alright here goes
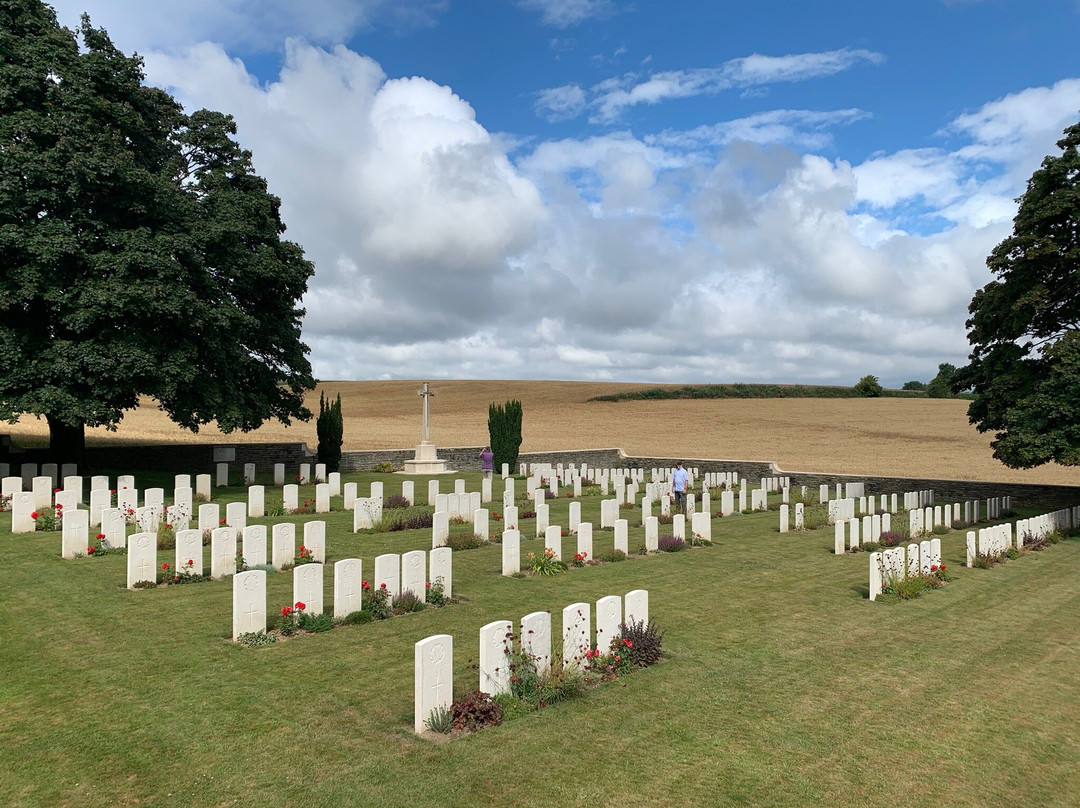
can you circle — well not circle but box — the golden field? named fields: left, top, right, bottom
left=7, top=379, right=1080, bottom=485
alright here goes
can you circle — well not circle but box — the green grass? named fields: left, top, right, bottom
left=2, top=473, right=1079, bottom=807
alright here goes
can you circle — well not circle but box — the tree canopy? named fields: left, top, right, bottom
left=0, top=2, right=315, bottom=459
left=926, top=363, right=958, bottom=398
left=956, top=118, right=1080, bottom=468
left=852, top=375, right=883, bottom=397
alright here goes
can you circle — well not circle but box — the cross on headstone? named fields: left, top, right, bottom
left=429, top=643, right=447, bottom=702
left=418, top=382, right=435, bottom=443
left=244, top=599, right=261, bottom=627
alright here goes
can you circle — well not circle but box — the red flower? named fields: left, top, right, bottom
left=87, top=546, right=95, bottom=554
left=940, top=564, right=946, bottom=570
left=187, top=559, right=194, bottom=566
left=281, top=606, right=293, bottom=616
left=299, top=544, right=306, bottom=551
left=623, top=638, right=633, bottom=648
left=614, top=654, right=621, bottom=662
left=294, top=601, right=306, bottom=611
left=54, top=488, right=62, bottom=493
left=96, top=533, right=105, bottom=540
left=55, top=503, right=62, bottom=509
left=379, top=583, right=387, bottom=589
left=425, top=581, right=431, bottom=588
left=161, top=563, right=170, bottom=570
left=164, top=523, right=172, bottom=530
left=361, top=580, right=371, bottom=590
left=219, top=518, right=226, bottom=525
left=31, top=512, right=38, bottom=519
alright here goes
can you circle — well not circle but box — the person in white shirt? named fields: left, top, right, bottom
left=671, top=461, right=689, bottom=512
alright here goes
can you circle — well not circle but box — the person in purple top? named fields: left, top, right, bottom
left=479, top=446, right=494, bottom=479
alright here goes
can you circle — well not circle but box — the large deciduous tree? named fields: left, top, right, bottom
left=956, top=119, right=1080, bottom=468
left=0, top=2, right=315, bottom=461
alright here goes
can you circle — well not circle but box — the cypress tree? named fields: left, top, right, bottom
left=317, top=393, right=343, bottom=472
left=488, top=399, right=523, bottom=473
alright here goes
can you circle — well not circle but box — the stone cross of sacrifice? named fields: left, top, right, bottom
left=418, top=382, right=434, bottom=443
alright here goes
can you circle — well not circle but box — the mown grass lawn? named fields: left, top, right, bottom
left=2, top=471, right=1078, bottom=807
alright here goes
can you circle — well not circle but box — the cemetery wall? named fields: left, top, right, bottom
left=5, top=433, right=1077, bottom=510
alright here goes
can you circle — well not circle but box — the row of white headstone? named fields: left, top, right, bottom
left=0, top=462, right=79, bottom=489
left=816, top=482, right=867, bottom=503
left=413, top=589, right=649, bottom=733
left=964, top=505, right=1077, bottom=566
left=834, top=513, right=894, bottom=552
left=868, top=538, right=943, bottom=600
left=122, top=521, right=329, bottom=587
left=232, top=548, right=453, bottom=640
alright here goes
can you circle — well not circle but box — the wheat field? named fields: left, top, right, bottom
left=7, top=379, right=1080, bottom=485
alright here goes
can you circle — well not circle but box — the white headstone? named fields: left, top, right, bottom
left=544, top=525, right=563, bottom=561
left=414, top=634, right=453, bottom=734
left=644, top=516, right=658, bottom=552
left=432, top=512, right=449, bottom=548
left=624, top=589, right=649, bottom=626
left=562, top=602, right=591, bottom=669
left=315, top=483, right=330, bottom=513
left=216, top=463, right=229, bottom=488
left=502, top=529, right=521, bottom=576
left=314, top=463, right=326, bottom=483
left=401, top=480, right=414, bottom=505
left=61, top=508, right=90, bottom=559
left=273, top=464, right=285, bottom=487
left=374, top=553, right=400, bottom=602
left=333, top=558, right=364, bottom=618
left=198, top=503, right=220, bottom=534
left=577, top=522, right=593, bottom=561
left=595, top=595, right=622, bottom=652
left=283, top=484, right=299, bottom=512
left=402, top=549, right=427, bottom=602
left=430, top=546, right=452, bottom=599
left=175, top=529, right=203, bottom=576
left=614, top=518, right=629, bottom=554
left=303, top=520, right=326, bottom=563
left=248, top=485, right=265, bottom=518
left=88, top=488, right=111, bottom=528
left=226, top=502, right=246, bottom=530
left=233, top=570, right=267, bottom=639
left=343, top=482, right=357, bottom=510
left=242, top=524, right=267, bottom=568
left=327, top=472, right=341, bottom=498
left=101, top=507, right=126, bottom=548
left=272, top=523, right=295, bottom=570
left=126, top=532, right=157, bottom=588
left=211, top=526, right=237, bottom=578
left=293, top=562, right=324, bottom=616
left=195, top=474, right=211, bottom=501
left=10, top=491, right=34, bottom=533
left=479, top=620, right=512, bottom=696
left=521, top=611, right=552, bottom=675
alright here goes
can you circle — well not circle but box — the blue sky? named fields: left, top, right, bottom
left=49, top=0, right=1080, bottom=386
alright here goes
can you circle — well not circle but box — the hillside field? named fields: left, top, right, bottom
left=6, top=380, right=1080, bottom=486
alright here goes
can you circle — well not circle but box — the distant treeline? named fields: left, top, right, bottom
left=588, top=384, right=961, bottom=402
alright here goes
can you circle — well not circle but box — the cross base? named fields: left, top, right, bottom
left=402, top=443, right=450, bottom=475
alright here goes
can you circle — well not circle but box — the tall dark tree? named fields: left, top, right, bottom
left=0, top=3, right=314, bottom=462
left=316, top=392, right=343, bottom=473
left=488, top=399, right=523, bottom=474
left=956, top=119, right=1080, bottom=468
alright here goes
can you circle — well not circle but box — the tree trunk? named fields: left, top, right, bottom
left=46, top=414, right=85, bottom=467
